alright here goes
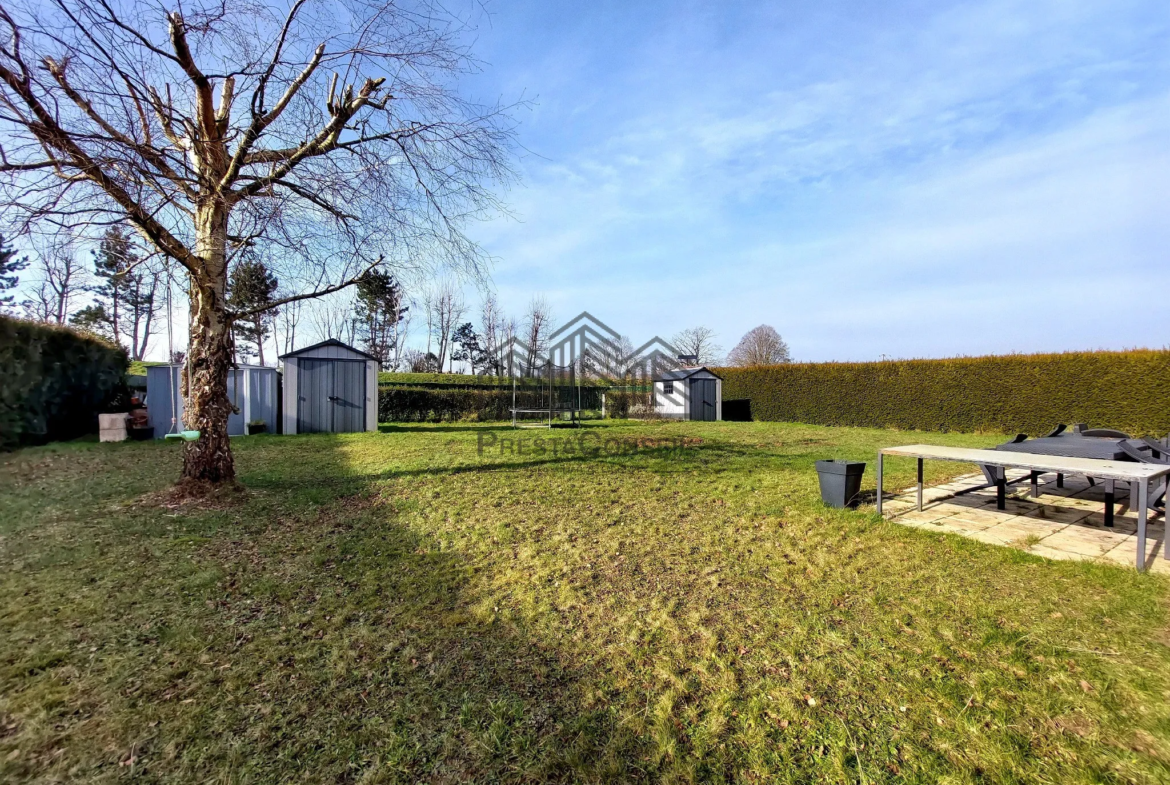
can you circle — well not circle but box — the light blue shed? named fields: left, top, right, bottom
left=145, top=364, right=280, bottom=438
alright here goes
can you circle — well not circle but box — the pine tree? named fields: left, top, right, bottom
left=227, top=257, right=279, bottom=365
left=69, top=303, right=114, bottom=340
left=0, top=234, right=29, bottom=310
left=91, top=226, right=161, bottom=359
left=451, top=322, right=485, bottom=374
left=354, top=270, right=407, bottom=366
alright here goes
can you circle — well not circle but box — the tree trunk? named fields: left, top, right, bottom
left=139, top=283, right=153, bottom=360
left=255, top=316, right=265, bottom=366
left=181, top=200, right=236, bottom=485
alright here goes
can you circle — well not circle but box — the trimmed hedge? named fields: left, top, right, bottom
left=0, top=316, right=129, bottom=449
left=603, top=390, right=651, bottom=419
left=378, top=371, right=514, bottom=388
left=379, top=384, right=616, bottom=422
left=715, top=349, right=1170, bottom=437
left=378, top=386, right=514, bottom=422
left=378, top=371, right=613, bottom=395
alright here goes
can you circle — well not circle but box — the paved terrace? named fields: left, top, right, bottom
left=881, top=471, right=1169, bottom=573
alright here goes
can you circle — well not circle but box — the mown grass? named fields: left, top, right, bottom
left=2, top=420, right=1169, bottom=783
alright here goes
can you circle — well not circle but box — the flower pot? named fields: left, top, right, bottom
left=815, top=460, right=866, bottom=508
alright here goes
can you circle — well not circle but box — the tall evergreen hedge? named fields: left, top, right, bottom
left=0, top=316, right=129, bottom=449
left=716, top=349, right=1170, bottom=437
left=378, top=384, right=612, bottom=422
left=378, top=386, right=514, bottom=422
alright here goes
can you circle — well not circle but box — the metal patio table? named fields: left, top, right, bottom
left=877, top=444, right=1170, bottom=571
left=995, top=436, right=1136, bottom=526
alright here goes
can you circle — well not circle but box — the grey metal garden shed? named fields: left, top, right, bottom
left=652, top=367, right=723, bottom=421
left=280, top=339, right=379, bottom=434
left=145, top=364, right=279, bottom=438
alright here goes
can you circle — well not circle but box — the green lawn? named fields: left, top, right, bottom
left=2, top=421, right=1169, bottom=783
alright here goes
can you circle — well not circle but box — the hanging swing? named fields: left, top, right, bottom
left=162, top=265, right=200, bottom=442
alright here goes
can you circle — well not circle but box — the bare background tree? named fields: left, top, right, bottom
left=307, top=290, right=358, bottom=347
left=478, top=293, right=502, bottom=375
left=671, top=326, right=722, bottom=366
left=580, top=333, right=634, bottom=382
left=427, top=279, right=464, bottom=371
left=0, top=0, right=516, bottom=485
left=273, top=289, right=302, bottom=357
left=727, top=325, right=791, bottom=366
left=21, top=234, right=84, bottom=324
left=522, top=295, right=553, bottom=374
left=387, top=299, right=413, bottom=370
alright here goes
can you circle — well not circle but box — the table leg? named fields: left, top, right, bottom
left=876, top=451, right=884, bottom=515
left=1136, top=479, right=1148, bottom=572
left=1030, top=471, right=1040, bottom=498
left=917, top=458, right=923, bottom=512
left=1104, top=479, right=1114, bottom=528
left=996, top=466, right=1006, bottom=511
left=1056, top=473, right=1064, bottom=489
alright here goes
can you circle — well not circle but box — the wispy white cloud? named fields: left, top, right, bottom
left=468, top=0, right=1169, bottom=358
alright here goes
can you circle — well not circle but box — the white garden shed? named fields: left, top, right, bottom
left=653, top=367, right=723, bottom=421
left=280, top=339, right=379, bottom=434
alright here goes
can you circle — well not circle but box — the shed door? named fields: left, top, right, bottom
left=297, top=359, right=367, bottom=433
left=332, top=361, right=367, bottom=433
left=689, top=378, right=717, bottom=421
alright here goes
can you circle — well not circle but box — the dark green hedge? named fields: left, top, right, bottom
left=378, top=371, right=513, bottom=389
left=378, top=384, right=613, bottom=422
left=378, top=386, right=513, bottom=422
left=715, top=349, right=1170, bottom=437
left=602, top=390, right=651, bottom=419
left=0, top=316, right=129, bottom=449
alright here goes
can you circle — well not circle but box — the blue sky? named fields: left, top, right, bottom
left=458, top=0, right=1170, bottom=361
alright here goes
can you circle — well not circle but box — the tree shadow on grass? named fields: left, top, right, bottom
left=166, top=493, right=645, bottom=782
left=376, top=421, right=615, bottom=434
left=3, top=436, right=653, bottom=783
left=377, top=423, right=515, bottom=434
left=239, top=433, right=761, bottom=493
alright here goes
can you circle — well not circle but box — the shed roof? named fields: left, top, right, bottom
left=656, top=366, right=723, bottom=381
left=278, top=338, right=377, bottom=361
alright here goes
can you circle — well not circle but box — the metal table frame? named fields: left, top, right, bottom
left=876, top=444, right=1170, bottom=571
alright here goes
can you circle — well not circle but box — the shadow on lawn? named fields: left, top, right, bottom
left=240, top=432, right=761, bottom=492
left=377, top=420, right=613, bottom=434
left=119, top=438, right=651, bottom=782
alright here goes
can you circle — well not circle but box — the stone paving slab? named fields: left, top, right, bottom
left=882, top=472, right=1169, bottom=573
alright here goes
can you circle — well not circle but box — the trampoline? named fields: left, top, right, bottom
left=510, top=360, right=583, bottom=428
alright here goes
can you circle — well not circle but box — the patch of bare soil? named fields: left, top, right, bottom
left=136, top=479, right=249, bottom=512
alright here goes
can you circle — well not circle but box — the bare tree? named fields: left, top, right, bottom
left=522, top=295, right=553, bottom=374
left=493, top=313, right=520, bottom=375
left=0, top=1, right=516, bottom=485
left=727, top=325, right=791, bottom=366
left=307, top=290, right=357, bottom=346
left=22, top=235, right=84, bottom=323
left=274, top=289, right=302, bottom=356
left=427, top=279, right=464, bottom=371
left=478, top=292, right=502, bottom=375
left=581, top=333, right=634, bottom=382
left=671, top=326, right=722, bottom=366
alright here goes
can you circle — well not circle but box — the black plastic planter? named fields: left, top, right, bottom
left=815, top=460, right=866, bottom=508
